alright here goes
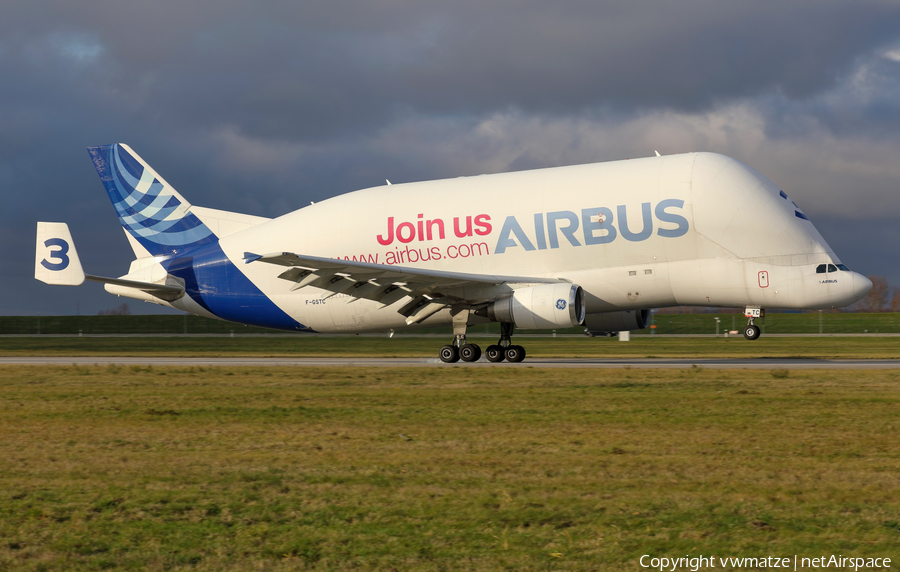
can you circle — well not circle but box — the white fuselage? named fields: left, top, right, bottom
left=153, top=152, right=868, bottom=333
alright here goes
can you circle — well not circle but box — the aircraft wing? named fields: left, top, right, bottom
left=244, top=251, right=563, bottom=324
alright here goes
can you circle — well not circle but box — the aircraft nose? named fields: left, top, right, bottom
left=850, top=272, right=873, bottom=303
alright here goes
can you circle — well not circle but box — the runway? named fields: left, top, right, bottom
left=1, top=356, right=898, bottom=368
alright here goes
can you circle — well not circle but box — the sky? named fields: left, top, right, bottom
left=3, top=0, right=900, bottom=315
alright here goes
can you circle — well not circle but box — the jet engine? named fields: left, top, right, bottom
left=583, top=309, right=650, bottom=335
left=475, top=284, right=585, bottom=329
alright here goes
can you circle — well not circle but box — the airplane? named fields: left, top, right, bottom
left=35, top=143, right=872, bottom=362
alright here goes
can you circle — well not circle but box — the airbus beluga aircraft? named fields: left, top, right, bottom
left=36, top=144, right=871, bottom=362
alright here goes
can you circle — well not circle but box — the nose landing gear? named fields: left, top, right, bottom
left=743, top=307, right=764, bottom=340
left=743, top=324, right=761, bottom=340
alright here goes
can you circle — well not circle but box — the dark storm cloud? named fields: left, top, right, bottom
left=773, top=54, right=900, bottom=140
left=3, top=0, right=900, bottom=314
left=6, top=0, right=900, bottom=140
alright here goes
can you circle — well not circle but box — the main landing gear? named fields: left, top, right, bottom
left=439, top=308, right=483, bottom=363
left=439, top=336, right=482, bottom=363
left=485, top=322, right=525, bottom=363
left=743, top=307, right=764, bottom=340
left=438, top=321, right=526, bottom=363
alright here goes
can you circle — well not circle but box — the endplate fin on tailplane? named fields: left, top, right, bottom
left=35, top=222, right=85, bottom=285
left=244, top=251, right=563, bottom=324
left=35, top=222, right=185, bottom=301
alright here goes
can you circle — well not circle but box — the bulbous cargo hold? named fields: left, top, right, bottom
left=474, top=284, right=585, bottom=329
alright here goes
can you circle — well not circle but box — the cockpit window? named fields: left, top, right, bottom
left=816, top=264, right=841, bottom=273
left=836, top=264, right=850, bottom=271
left=816, top=264, right=826, bottom=273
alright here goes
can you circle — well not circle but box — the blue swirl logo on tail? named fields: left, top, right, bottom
left=87, top=143, right=217, bottom=257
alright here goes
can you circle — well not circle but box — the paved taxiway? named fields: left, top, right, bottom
left=1, top=357, right=897, bottom=369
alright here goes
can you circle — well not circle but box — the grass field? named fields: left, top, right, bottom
left=2, top=335, right=899, bottom=360
left=3, top=312, right=900, bottom=336
left=1, top=365, right=899, bottom=571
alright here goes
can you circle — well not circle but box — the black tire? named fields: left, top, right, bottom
left=505, top=345, right=526, bottom=363
left=743, top=324, right=761, bottom=340
left=485, top=345, right=504, bottom=362
left=460, top=343, right=482, bottom=362
left=439, top=344, right=459, bottom=363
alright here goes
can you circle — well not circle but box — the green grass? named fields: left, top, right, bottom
left=0, top=314, right=281, bottom=336
left=1, top=366, right=899, bottom=571
left=649, top=311, right=900, bottom=335
left=1, top=335, right=899, bottom=359
left=4, top=312, right=900, bottom=335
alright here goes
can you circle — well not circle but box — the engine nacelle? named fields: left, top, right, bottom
left=583, top=309, right=650, bottom=335
left=477, top=284, right=585, bottom=329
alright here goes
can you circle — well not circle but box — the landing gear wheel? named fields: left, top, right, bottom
left=439, top=344, right=460, bottom=363
left=459, top=343, right=482, bottom=362
left=743, top=324, right=761, bottom=340
left=485, top=345, right=505, bottom=362
left=505, top=345, right=526, bottom=363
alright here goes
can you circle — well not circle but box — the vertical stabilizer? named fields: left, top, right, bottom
left=87, top=143, right=218, bottom=258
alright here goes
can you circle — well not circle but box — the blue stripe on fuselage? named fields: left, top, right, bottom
left=163, top=243, right=310, bottom=332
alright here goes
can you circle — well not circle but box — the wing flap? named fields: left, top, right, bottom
left=245, top=252, right=559, bottom=287
left=244, top=251, right=562, bottom=312
left=374, top=284, right=413, bottom=308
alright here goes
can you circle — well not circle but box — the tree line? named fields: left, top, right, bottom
left=851, top=275, right=900, bottom=312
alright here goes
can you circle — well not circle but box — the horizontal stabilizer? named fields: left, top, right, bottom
left=85, top=275, right=185, bottom=302
left=36, top=222, right=184, bottom=301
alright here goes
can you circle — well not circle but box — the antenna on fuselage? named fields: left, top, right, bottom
left=654, top=150, right=661, bottom=157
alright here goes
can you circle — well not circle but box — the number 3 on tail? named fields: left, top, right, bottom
left=41, top=238, right=70, bottom=271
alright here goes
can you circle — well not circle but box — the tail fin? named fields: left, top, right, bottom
left=87, top=143, right=217, bottom=259
left=35, top=222, right=85, bottom=285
